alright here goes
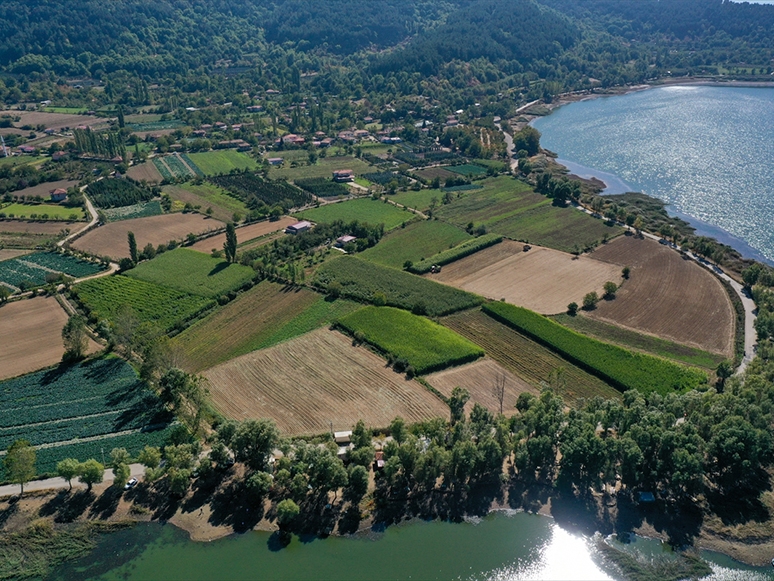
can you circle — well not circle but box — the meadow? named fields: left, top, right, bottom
left=337, top=306, right=483, bottom=374
left=186, top=150, right=258, bottom=175
left=125, top=248, right=254, bottom=298
left=315, top=256, right=482, bottom=316
left=360, top=220, right=471, bottom=268
left=297, top=198, right=412, bottom=230
left=0, top=203, right=84, bottom=221
left=389, top=188, right=446, bottom=212
left=163, top=183, right=249, bottom=223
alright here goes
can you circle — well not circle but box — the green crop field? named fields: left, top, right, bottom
left=483, top=302, right=707, bottom=395
left=337, top=306, right=483, bottom=374
left=297, top=198, right=412, bottom=230
left=268, top=156, right=374, bottom=181
left=73, top=275, right=214, bottom=333
left=173, top=281, right=362, bottom=372
left=0, top=203, right=85, bottom=221
left=0, top=358, right=172, bottom=477
left=315, top=256, right=482, bottom=316
left=434, top=176, right=622, bottom=253
left=186, top=150, right=258, bottom=176
left=164, top=183, right=249, bottom=223
left=0, top=252, right=105, bottom=290
left=446, top=164, right=488, bottom=176
left=125, top=248, right=254, bottom=298
left=101, top=200, right=163, bottom=222
left=390, top=188, right=445, bottom=212
left=408, top=233, right=503, bottom=274
left=360, top=220, right=470, bottom=268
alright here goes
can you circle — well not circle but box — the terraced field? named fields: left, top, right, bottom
left=203, top=328, right=448, bottom=435
left=441, top=309, right=621, bottom=405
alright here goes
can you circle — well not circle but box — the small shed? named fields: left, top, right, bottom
left=334, top=431, right=352, bottom=445
left=267, top=157, right=284, bottom=166
left=333, top=169, right=354, bottom=183
left=285, top=220, right=312, bottom=235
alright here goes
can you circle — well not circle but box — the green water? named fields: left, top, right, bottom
left=48, top=512, right=773, bottom=581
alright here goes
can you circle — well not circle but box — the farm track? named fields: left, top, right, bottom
left=441, top=309, right=621, bottom=404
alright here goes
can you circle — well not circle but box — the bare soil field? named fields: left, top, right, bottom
left=426, top=358, right=535, bottom=416
left=0, top=296, right=100, bottom=380
left=127, top=162, right=163, bottom=183
left=10, top=179, right=79, bottom=200
left=0, top=220, right=71, bottom=234
left=0, top=249, right=31, bottom=261
left=203, top=328, right=448, bottom=435
left=588, top=235, right=734, bottom=356
left=73, top=213, right=224, bottom=259
left=430, top=240, right=621, bottom=315
left=14, top=111, right=104, bottom=131
left=190, top=217, right=296, bottom=253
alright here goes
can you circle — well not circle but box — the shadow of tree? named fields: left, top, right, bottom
left=89, top=485, right=123, bottom=519
left=39, top=489, right=94, bottom=523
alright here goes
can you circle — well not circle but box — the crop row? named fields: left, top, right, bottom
left=337, top=306, right=483, bottom=375
left=482, top=302, right=707, bottom=395
left=102, top=200, right=164, bottom=222
left=210, top=173, right=311, bottom=209
left=409, top=234, right=503, bottom=274
left=152, top=158, right=174, bottom=180
left=294, top=177, right=350, bottom=198
left=0, top=258, right=49, bottom=289
left=180, top=154, right=205, bottom=176
left=73, top=275, right=215, bottom=332
left=164, top=155, right=197, bottom=179
left=22, top=252, right=106, bottom=278
left=314, top=256, right=482, bottom=317
left=88, top=179, right=155, bottom=209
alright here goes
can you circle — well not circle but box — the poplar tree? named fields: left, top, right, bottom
left=128, top=231, right=138, bottom=264
left=224, top=222, right=237, bottom=263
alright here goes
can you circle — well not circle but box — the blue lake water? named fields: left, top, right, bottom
left=532, top=85, right=774, bottom=263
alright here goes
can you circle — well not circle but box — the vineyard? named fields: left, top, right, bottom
left=297, top=197, right=410, bottom=230
left=482, top=302, right=707, bottom=396
left=73, top=275, right=215, bottom=332
left=125, top=248, right=254, bottom=298
left=315, top=256, right=482, bottom=316
left=337, top=306, right=483, bottom=375
left=441, top=309, right=621, bottom=404
left=88, top=179, right=156, bottom=209
left=360, top=220, right=471, bottom=269
left=294, top=177, right=349, bottom=198
left=101, top=200, right=164, bottom=222
left=0, top=358, right=172, bottom=477
left=0, top=252, right=105, bottom=291
left=409, top=233, right=502, bottom=273
left=210, top=173, right=311, bottom=209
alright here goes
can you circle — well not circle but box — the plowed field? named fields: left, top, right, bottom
left=588, top=235, right=734, bottom=356
left=190, top=217, right=296, bottom=253
left=73, top=213, right=224, bottom=259
left=426, top=359, right=536, bottom=416
left=0, top=296, right=100, bottom=380
left=441, top=309, right=620, bottom=405
left=203, top=328, right=448, bottom=435
left=127, top=162, right=164, bottom=183
left=431, top=240, right=621, bottom=315
left=0, top=220, right=70, bottom=234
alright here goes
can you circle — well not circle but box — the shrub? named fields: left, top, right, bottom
left=567, top=302, right=578, bottom=315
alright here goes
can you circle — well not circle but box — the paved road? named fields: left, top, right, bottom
left=0, top=463, right=145, bottom=498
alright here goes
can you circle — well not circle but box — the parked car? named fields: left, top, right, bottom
left=124, top=477, right=138, bottom=490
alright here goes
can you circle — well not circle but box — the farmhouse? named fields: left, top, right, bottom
left=333, top=169, right=354, bottom=182
left=17, top=145, right=36, bottom=154
left=267, top=157, right=284, bottom=166
left=52, top=151, right=67, bottom=162
left=285, top=220, right=312, bottom=235
left=336, top=235, right=356, bottom=247
left=50, top=188, right=68, bottom=202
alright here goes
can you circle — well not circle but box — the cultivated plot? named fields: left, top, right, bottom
left=164, top=182, right=249, bottom=223
left=203, top=328, right=448, bottom=435
left=297, top=198, right=412, bottom=230
left=73, top=213, right=224, bottom=259
left=0, top=296, right=101, bottom=381
left=127, top=162, right=164, bottom=183
left=588, top=235, right=735, bottom=356
left=268, top=156, right=374, bottom=181
left=431, top=240, right=621, bottom=314
left=190, top=217, right=296, bottom=253
left=360, top=220, right=470, bottom=268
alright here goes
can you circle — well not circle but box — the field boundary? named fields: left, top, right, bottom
left=409, top=234, right=503, bottom=274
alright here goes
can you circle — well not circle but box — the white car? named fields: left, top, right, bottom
left=124, top=477, right=138, bottom=490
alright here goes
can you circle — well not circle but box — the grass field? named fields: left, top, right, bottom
left=409, top=233, right=503, bottom=274
left=297, top=198, right=413, bottom=229
left=173, top=281, right=361, bottom=372
left=0, top=358, right=172, bottom=476
left=389, top=188, right=445, bottom=212
left=73, top=275, right=214, bottom=333
left=435, top=176, right=622, bottom=253
left=447, top=164, right=488, bottom=177
left=185, top=150, right=258, bottom=176
left=551, top=313, right=725, bottom=370
left=360, top=220, right=470, bottom=268
left=337, top=306, right=483, bottom=374
left=203, top=328, right=448, bottom=434
left=268, top=156, right=374, bottom=181
left=163, top=183, right=249, bottom=223
left=315, top=256, right=483, bottom=316
left=441, top=309, right=621, bottom=405
left=125, top=248, right=254, bottom=298
left=483, top=301, right=707, bottom=396
left=0, top=203, right=85, bottom=221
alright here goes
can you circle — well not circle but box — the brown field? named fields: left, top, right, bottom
left=0, top=249, right=31, bottom=261
left=430, top=240, right=622, bottom=315
left=127, top=162, right=163, bottom=183
left=426, top=359, right=536, bottom=416
left=190, top=217, right=296, bottom=253
left=0, top=296, right=101, bottom=380
left=10, top=180, right=79, bottom=201
left=203, top=328, right=449, bottom=435
left=14, top=111, right=104, bottom=131
left=442, top=309, right=621, bottom=405
left=73, top=213, right=224, bottom=259
left=413, top=167, right=457, bottom=181
left=0, top=220, right=72, bottom=235
left=587, top=235, right=735, bottom=355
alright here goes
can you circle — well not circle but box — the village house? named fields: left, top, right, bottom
left=285, top=220, right=312, bottom=235
left=50, top=188, right=68, bottom=202
left=267, top=157, right=283, bottom=166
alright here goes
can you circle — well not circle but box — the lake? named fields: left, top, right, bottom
left=48, top=512, right=773, bottom=580
left=531, top=85, right=774, bottom=263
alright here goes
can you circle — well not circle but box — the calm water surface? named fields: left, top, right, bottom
left=532, top=86, right=774, bottom=262
left=48, top=512, right=773, bottom=581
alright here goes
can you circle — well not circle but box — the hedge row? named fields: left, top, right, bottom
left=409, top=234, right=503, bottom=274
left=482, top=302, right=707, bottom=395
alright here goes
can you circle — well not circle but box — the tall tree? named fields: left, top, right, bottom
left=62, top=314, right=88, bottom=361
left=78, top=459, right=104, bottom=491
left=224, top=222, right=237, bottom=263
left=56, top=458, right=80, bottom=491
left=128, top=231, right=138, bottom=264
left=4, top=440, right=36, bottom=496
